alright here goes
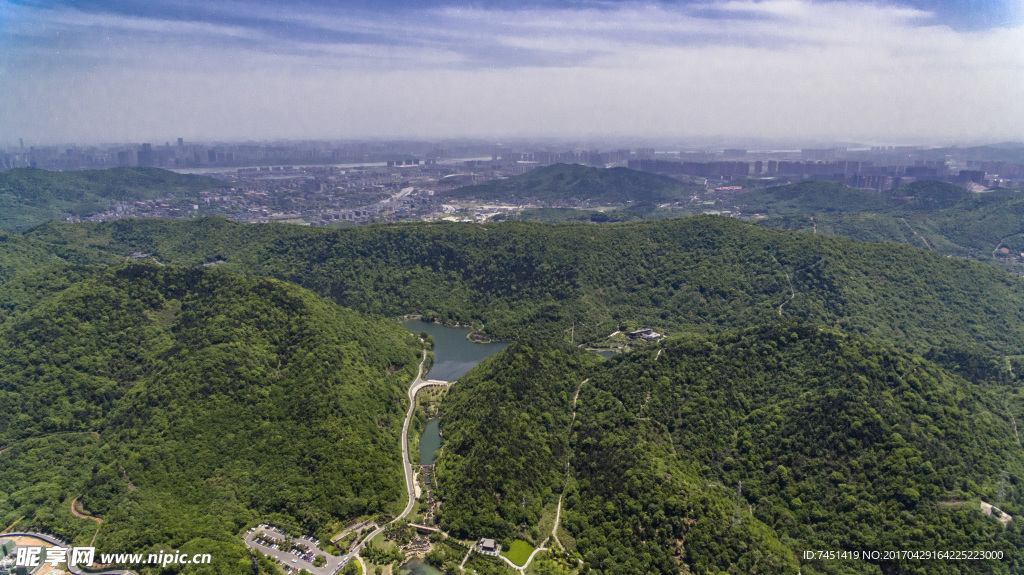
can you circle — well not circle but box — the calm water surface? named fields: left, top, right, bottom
left=400, top=558, right=444, bottom=575
left=403, top=320, right=507, bottom=381
left=419, top=419, right=442, bottom=465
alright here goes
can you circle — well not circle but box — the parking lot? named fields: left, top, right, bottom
left=244, top=525, right=349, bottom=575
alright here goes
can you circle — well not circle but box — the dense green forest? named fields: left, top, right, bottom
left=511, top=202, right=694, bottom=223
left=23, top=216, right=1024, bottom=367
left=435, top=326, right=1024, bottom=574
left=0, top=167, right=229, bottom=230
left=756, top=183, right=1024, bottom=274
left=440, top=163, right=696, bottom=204
left=6, top=212, right=1024, bottom=573
left=732, top=180, right=978, bottom=216
left=0, top=263, right=422, bottom=574
left=435, top=342, right=599, bottom=539
left=732, top=180, right=899, bottom=214
left=721, top=178, right=1024, bottom=274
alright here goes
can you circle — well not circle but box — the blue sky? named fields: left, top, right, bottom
left=1, top=0, right=1022, bottom=144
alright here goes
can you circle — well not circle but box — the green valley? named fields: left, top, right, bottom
left=4, top=212, right=1024, bottom=574
left=0, top=263, right=422, bottom=573
left=22, top=216, right=1024, bottom=363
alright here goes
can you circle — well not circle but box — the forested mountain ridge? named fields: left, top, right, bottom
left=0, top=228, right=121, bottom=324
left=4, top=214, right=1024, bottom=572
left=0, top=262, right=423, bottom=574
left=738, top=180, right=1024, bottom=273
left=733, top=180, right=981, bottom=216
left=436, top=342, right=600, bottom=539
left=435, top=326, right=1024, bottom=574
left=23, top=216, right=1024, bottom=365
left=439, top=163, right=695, bottom=204
left=733, top=180, right=899, bottom=214
left=760, top=191, right=1024, bottom=273
left=0, top=166, right=230, bottom=230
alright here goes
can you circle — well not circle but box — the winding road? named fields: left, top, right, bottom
left=11, top=348, right=454, bottom=575
left=398, top=361, right=453, bottom=520
left=352, top=348, right=453, bottom=558
left=1, top=532, right=134, bottom=575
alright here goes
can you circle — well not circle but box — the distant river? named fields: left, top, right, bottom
left=169, top=162, right=388, bottom=174
left=402, top=320, right=507, bottom=381
left=170, top=157, right=494, bottom=176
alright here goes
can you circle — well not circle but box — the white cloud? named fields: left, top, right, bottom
left=0, top=0, right=1022, bottom=144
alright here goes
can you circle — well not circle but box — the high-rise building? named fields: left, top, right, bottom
left=137, top=143, right=155, bottom=166
left=959, top=170, right=986, bottom=184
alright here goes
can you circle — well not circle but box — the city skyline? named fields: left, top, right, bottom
left=2, top=0, right=1022, bottom=145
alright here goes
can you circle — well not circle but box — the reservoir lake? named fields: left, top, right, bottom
left=400, top=321, right=507, bottom=572
left=402, top=320, right=507, bottom=381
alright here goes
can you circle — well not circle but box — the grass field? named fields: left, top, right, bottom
left=501, top=540, right=535, bottom=566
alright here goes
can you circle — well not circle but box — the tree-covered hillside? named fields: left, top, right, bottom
left=885, top=180, right=977, bottom=210
left=0, top=167, right=229, bottom=230
left=435, top=326, right=1024, bottom=574
left=733, top=180, right=898, bottom=214
left=439, top=163, right=694, bottom=204
left=24, top=216, right=1024, bottom=365
left=0, top=228, right=121, bottom=324
left=0, top=263, right=422, bottom=574
left=6, top=214, right=1024, bottom=573
left=758, top=185, right=1024, bottom=273
left=436, top=342, right=599, bottom=539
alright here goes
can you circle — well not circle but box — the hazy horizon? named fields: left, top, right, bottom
left=2, top=0, right=1022, bottom=146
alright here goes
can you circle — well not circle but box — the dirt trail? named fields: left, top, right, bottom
left=549, top=378, right=590, bottom=554
left=992, top=235, right=1017, bottom=259
left=778, top=273, right=795, bottom=316
left=901, top=218, right=934, bottom=250
left=1007, top=406, right=1022, bottom=448
left=551, top=496, right=565, bottom=551
left=571, top=379, right=588, bottom=423
left=71, top=497, right=104, bottom=547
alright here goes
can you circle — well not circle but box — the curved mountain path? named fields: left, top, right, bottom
left=71, top=497, right=104, bottom=547
left=71, top=498, right=103, bottom=524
